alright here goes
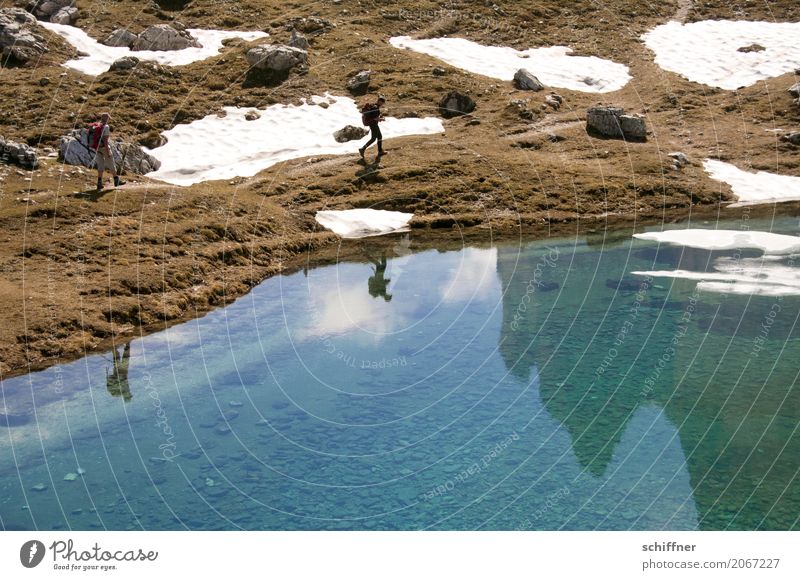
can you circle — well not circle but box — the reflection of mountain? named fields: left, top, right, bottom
left=497, top=241, right=800, bottom=529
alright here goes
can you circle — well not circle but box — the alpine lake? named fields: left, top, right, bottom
left=1, top=216, right=798, bottom=531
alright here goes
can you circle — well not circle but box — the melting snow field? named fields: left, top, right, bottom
left=642, top=20, right=800, bottom=90
left=704, top=159, right=800, bottom=207
left=389, top=36, right=630, bottom=93
left=314, top=209, right=413, bottom=238
left=145, top=94, right=444, bottom=186
left=632, top=229, right=800, bottom=296
left=39, top=22, right=268, bottom=76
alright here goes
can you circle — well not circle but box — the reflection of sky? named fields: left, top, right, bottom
left=296, top=247, right=501, bottom=341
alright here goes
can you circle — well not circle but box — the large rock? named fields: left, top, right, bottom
left=246, top=44, right=307, bottom=72
left=586, top=106, right=647, bottom=141
left=109, top=56, right=139, bottom=71
left=333, top=125, right=368, bottom=143
left=103, top=28, right=138, bottom=48
left=22, top=0, right=75, bottom=22
left=346, top=70, right=371, bottom=95
left=0, top=8, right=47, bottom=65
left=789, top=82, right=800, bottom=98
left=513, top=68, right=544, bottom=91
left=132, top=24, right=200, bottom=52
left=59, top=128, right=161, bottom=174
left=288, top=29, right=309, bottom=50
left=438, top=91, right=476, bottom=118
left=0, top=135, right=38, bottom=169
left=49, top=5, right=77, bottom=24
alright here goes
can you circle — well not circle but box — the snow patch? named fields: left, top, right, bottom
left=632, top=257, right=800, bottom=296
left=315, top=209, right=414, bottom=238
left=633, top=229, right=800, bottom=255
left=389, top=36, right=630, bottom=93
left=39, top=22, right=268, bottom=76
left=633, top=228, right=800, bottom=296
left=704, top=159, right=800, bottom=207
left=642, top=20, right=800, bottom=90
left=144, top=94, right=443, bottom=185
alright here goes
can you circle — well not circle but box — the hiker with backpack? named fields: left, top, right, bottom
left=88, top=112, right=124, bottom=192
left=359, top=96, right=387, bottom=158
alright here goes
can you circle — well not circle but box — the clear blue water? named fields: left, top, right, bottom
left=1, top=217, right=798, bottom=530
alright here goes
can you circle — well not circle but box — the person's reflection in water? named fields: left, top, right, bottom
left=106, top=342, right=132, bottom=402
left=367, top=251, right=393, bottom=302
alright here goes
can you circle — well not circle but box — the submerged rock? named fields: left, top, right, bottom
left=132, top=24, right=200, bottom=51
left=246, top=44, right=307, bottom=72
left=513, top=68, right=544, bottom=91
left=333, top=124, right=368, bottom=143
left=586, top=106, right=646, bottom=141
left=438, top=91, right=476, bottom=118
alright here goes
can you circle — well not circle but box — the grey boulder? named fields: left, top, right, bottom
left=333, top=125, right=368, bottom=143
left=586, top=106, right=647, bottom=141
left=103, top=28, right=138, bottom=48
left=246, top=44, right=307, bottom=72
left=438, top=91, right=476, bottom=118
left=0, top=135, right=39, bottom=170
left=513, top=68, right=544, bottom=91
left=0, top=8, right=47, bottom=65
left=346, top=70, right=371, bottom=94
left=132, top=25, right=200, bottom=52
left=59, top=128, right=161, bottom=174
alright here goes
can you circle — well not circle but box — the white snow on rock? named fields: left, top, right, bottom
left=38, top=21, right=268, bottom=75
left=315, top=209, right=413, bottom=238
left=642, top=20, right=800, bottom=90
left=704, top=159, right=800, bottom=207
left=633, top=229, right=800, bottom=255
left=389, top=36, right=630, bottom=93
left=633, top=228, right=800, bottom=296
left=145, top=94, right=444, bottom=186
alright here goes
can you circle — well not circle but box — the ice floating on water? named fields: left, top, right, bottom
left=632, top=257, right=800, bottom=296
left=39, top=22, right=268, bottom=76
left=642, top=20, right=800, bottom=90
left=633, top=229, right=800, bottom=295
left=315, top=209, right=414, bottom=238
left=704, top=159, right=800, bottom=207
left=145, top=94, right=444, bottom=185
left=389, top=36, right=630, bottom=93
left=633, top=229, right=800, bottom=255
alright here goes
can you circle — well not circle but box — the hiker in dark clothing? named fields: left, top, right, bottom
left=359, top=96, right=387, bottom=158
left=367, top=251, right=392, bottom=302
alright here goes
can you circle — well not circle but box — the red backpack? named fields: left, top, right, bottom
left=87, top=122, right=104, bottom=150
left=361, top=103, right=380, bottom=126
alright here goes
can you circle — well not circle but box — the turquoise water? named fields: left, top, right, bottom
left=1, top=217, right=798, bottom=530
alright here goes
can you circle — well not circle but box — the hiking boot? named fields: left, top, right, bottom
left=358, top=147, right=366, bottom=158
left=378, top=149, right=387, bottom=156
left=113, top=176, right=125, bottom=187
left=96, top=179, right=103, bottom=192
